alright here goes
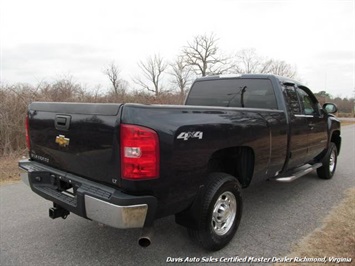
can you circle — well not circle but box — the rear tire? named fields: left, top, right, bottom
left=188, top=172, right=242, bottom=251
left=317, top=142, right=337, bottom=179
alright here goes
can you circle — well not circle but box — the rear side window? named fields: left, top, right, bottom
left=284, top=86, right=301, bottom=114
left=186, top=78, right=278, bottom=109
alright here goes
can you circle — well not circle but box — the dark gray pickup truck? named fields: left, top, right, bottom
left=20, top=74, right=341, bottom=250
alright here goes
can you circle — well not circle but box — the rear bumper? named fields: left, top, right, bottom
left=19, top=159, right=157, bottom=229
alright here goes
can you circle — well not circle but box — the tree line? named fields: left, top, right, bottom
left=106, top=33, right=298, bottom=97
left=0, top=78, right=183, bottom=156
left=314, top=90, right=355, bottom=115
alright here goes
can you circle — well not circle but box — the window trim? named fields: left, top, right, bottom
left=294, top=114, right=314, bottom=118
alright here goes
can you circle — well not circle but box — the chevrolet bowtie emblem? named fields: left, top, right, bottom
left=55, top=135, right=70, bottom=147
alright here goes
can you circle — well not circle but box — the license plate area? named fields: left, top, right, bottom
left=52, top=175, right=79, bottom=197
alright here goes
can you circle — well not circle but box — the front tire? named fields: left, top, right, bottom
left=188, top=173, right=242, bottom=251
left=317, top=142, right=338, bottom=179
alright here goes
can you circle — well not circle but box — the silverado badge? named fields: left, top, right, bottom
left=55, top=135, right=70, bottom=147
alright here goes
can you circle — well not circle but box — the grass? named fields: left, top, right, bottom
left=275, top=188, right=355, bottom=266
left=340, top=120, right=355, bottom=127
left=0, top=154, right=23, bottom=185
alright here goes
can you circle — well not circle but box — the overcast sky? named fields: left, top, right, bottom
left=1, top=0, right=354, bottom=98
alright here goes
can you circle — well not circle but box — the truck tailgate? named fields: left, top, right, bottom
left=27, top=102, right=122, bottom=186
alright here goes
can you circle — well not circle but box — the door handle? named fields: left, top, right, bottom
left=55, top=115, right=71, bottom=130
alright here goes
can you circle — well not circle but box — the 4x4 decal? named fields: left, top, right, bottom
left=177, top=131, right=203, bottom=141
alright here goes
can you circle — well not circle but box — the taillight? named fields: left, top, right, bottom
left=120, top=124, right=160, bottom=180
left=25, top=114, right=31, bottom=150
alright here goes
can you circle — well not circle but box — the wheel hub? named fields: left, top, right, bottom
left=329, top=149, right=336, bottom=173
left=211, top=191, right=237, bottom=236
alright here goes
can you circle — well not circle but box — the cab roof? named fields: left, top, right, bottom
left=195, top=73, right=306, bottom=88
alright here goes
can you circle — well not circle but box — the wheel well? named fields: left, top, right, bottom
left=207, top=146, right=254, bottom=188
left=331, top=130, right=341, bottom=154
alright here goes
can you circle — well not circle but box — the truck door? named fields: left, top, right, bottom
left=284, top=85, right=309, bottom=169
left=296, top=87, right=328, bottom=160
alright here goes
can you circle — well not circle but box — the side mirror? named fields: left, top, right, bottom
left=323, top=103, right=338, bottom=114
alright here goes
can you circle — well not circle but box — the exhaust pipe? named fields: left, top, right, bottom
left=138, top=227, right=154, bottom=248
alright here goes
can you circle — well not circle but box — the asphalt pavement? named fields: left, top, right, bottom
left=1, top=125, right=354, bottom=266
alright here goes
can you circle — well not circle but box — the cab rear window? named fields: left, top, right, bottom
left=186, top=78, right=277, bottom=109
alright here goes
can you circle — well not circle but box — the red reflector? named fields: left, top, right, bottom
left=25, top=115, right=31, bottom=150
left=120, top=124, right=160, bottom=180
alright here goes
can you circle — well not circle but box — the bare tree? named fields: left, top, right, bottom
left=182, top=33, right=230, bottom=77
left=261, top=59, right=297, bottom=79
left=169, top=56, right=193, bottom=98
left=232, top=49, right=298, bottom=79
left=233, top=49, right=262, bottom=74
left=133, top=54, right=167, bottom=96
left=103, top=62, right=126, bottom=95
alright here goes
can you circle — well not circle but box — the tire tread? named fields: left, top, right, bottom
left=317, top=142, right=337, bottom=179
left=188, top=172, right=242, bottom=251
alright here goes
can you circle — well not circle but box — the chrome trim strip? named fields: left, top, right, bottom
left=85, top=195, right=147, bottom=229
left=294, top=114, right=314, bottom=118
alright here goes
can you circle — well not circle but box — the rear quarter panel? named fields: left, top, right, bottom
left=121, top=104, right=287, bottom=217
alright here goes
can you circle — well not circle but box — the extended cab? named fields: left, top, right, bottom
left=20, top=74, right=341, bottom=250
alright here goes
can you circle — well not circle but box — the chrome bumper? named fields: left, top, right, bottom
left=84, top=195, right=148, bottom=228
